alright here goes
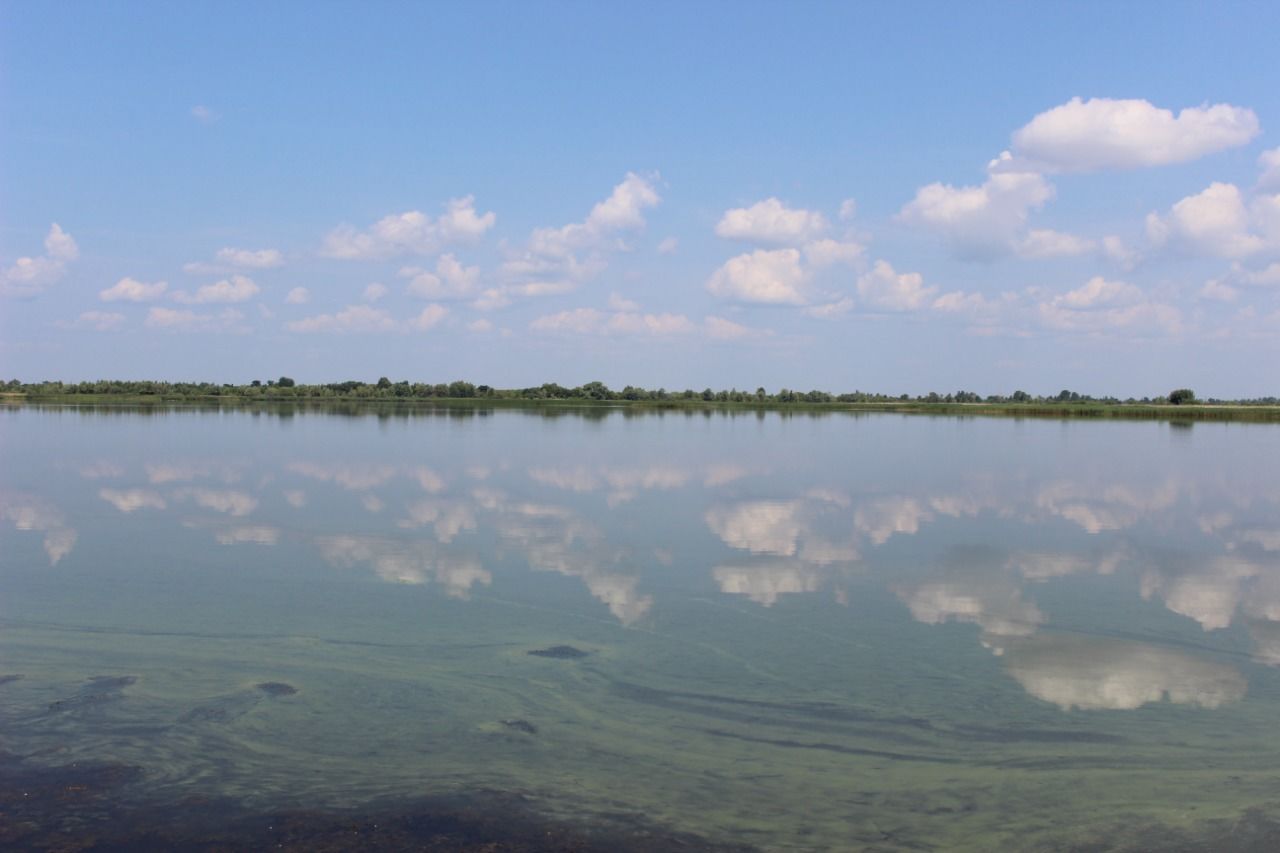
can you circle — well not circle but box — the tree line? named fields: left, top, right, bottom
left=4, top=378, right=1275, bottom=406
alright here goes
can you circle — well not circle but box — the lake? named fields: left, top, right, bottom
left=3, top=404, right=1280, bottom=851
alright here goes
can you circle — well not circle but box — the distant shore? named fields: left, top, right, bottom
left=6, top=392, right=1280, bottom=423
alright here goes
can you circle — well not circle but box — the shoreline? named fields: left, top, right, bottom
left=4, top=394, right=1280, bottom=422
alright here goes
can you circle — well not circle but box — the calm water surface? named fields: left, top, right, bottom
left=3, top=405, right=1280, bottom=850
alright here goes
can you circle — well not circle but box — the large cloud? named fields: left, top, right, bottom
left=1, top=224, right=79, bottom=297
left=1146, top=183, right=1280, bottom=259
left=715, top=198, right=829, bottom=245
left=856, top=261, right=937, bottom=312
left=172, top=274, right=260, bottom=304
left=707, top=248, right=808, bottom=304
left=898, top=160, right=1058, bottom=260
left=100, top=277, right=168, bottom=302
left=322, top=196, right=496, bottom=259
left=485, top=173, right=660, bottom=309
left=1010, top=97, right=1259, bottom=173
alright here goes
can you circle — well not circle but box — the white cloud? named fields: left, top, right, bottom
left=608, top=292, right=641, bottom=312
left=401, top=253, right=480, bottom=299
left=285, top=286, right=310, bottom=305
left=707, top=248, right=808, bottom=304
left=362, top=282, right=388, bottom=302
left=856, top=260, right=936, bottom=311
left=1260, top=147, right=1280, bottom=190
left=491, top=173, right=659, bottom=307
left=839, top=199, right=858, bottom=221
left=898, top=160, right=1055, bottom=260
left=1145, top=183, right=1280, bottom=259
left=530, top=307, right=695, bottom=336
left=1010, top=97, right=1260, bottom=172
left=100, top=277, right=168, bottom=302
left=1053, top=276, right=1143, bottom=309
left=145, top=307, right=248, bottom=334
left=408, top=304, right=449, bottom=331
left=526, top=172, right=660, bottom=258
left=322, top=196, right=496, bottom=259
left=217, top=247, right=282, bottom=268
left=803, top=297, right=854, bottom=319
left=60, top=311, right=126, bottom=331
left=704, top=315, right=757, bottom=340
left=287, top=304, right=398, bottom=334
left=1038, top=277, right=1180, bottom=336
left=467, top=318, right=494, bottom=333
left=715, top=198, right=829, bottom=245
left=2, top=223, right=79, bottom=297
left=656, top=236, right=679, bottom=254
left=1101, top=235, right=1141, bottom=270
left=172, top=274, right=260, bottom=304
left=1017, top=229, right=1095, bottom=258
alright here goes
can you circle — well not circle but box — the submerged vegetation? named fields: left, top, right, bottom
left=3, top=378, right=1279, bottom=421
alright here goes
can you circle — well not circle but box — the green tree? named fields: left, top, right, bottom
left=1168, top=388, right=1196, bottom=405
left=277, top=376, right=295, bottom=388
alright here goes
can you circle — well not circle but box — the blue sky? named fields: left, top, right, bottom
left=3, top=1, right=1280, bottom=396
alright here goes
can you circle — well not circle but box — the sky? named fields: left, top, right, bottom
left=3, top=1, right=1280, bottom=397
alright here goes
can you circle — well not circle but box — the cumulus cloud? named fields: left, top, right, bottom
left=401, top=253, right=480, bottom=299
left=1, top=223, right=79, bottom=297
left=1037, top=276, right=1180, bottom=336
left=856, top=261, right=936, bottom=311
left=408, top=304, right=449, bottom=331
left=287, top=304, right=398, bottom=334
left=362, top=282, right=388, bottom=302
left=715, top=198, right=829, bottom=245
left=1009, top=97, right=1259, bottom=173
left=184, top=247, right=284, bottom=274
left=707, top=248, right=808, bottom=304
left=1146, top=183, right=1280, bottom=259
left=145, top=307, right=248, bottom=333
left=898, top=157, right=1056, bottom=260
left=59, top=311, right=126, bottom=331
left=285, top=286, right=310, bottom=305
left=656, top=236, right=679, bottom=254
left=286, top=303, right=447, bottom=334
left=172, top=274, right=260, bottom=304
left=1017, top=229, right=1096, bottom=258
left=322, top=196, right=496, bottom=259
left=490, top=173, right=659, bottom=307
left=704, top=315, right=760, bottom=340
left=100, top=277, right=168, bottom=302
left=530, top=307, right=695, bottom=336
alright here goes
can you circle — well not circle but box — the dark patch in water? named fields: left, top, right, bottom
left=528, top=645, right=590, bottom=659
left=256, top=681, right=299, bottom=696
left=0, top=674, right=23, bottom=686
left=46, top=674, right=137, bottom=712
left=0, top=763, right=754, bottom=852
left=502, top=719, right=538, bottom=735
left=696, top=726, right=964, bottom=764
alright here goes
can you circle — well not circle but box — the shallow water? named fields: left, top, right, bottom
left=3, top=405, right=1280, bottom=850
